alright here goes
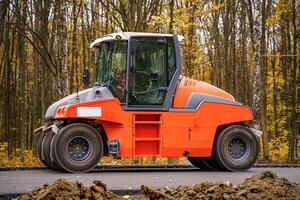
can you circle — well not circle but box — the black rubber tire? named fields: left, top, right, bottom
left=42, top=132, right=62, bottom=170
left=200, top=157, right=221, bottom=171
left=37, top=133, right=47, bottom=166
left=187, top=157, right=200, bottom=167
left=188, top=157, right=216, bottom=170
left=214, top=125, right=259, bottom=171
left=52, top=123, right=103, bottom=173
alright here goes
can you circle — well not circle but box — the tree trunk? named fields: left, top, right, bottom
left=169, top=0, right=174, bottom=33
left=259, top=0, right=269, bottom=160
left=251, top=0, right=269, bottom=161
left=57, top=0, right=69, bottom=97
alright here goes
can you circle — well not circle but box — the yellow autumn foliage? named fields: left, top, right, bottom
left=0, top=143, right=42, bottom=167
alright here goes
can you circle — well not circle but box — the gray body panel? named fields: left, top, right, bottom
left=185, top=93, right=241, bottom=109
left=169, top=93, right=241, bottom=112
left=45, top=86, right=113, bottom=121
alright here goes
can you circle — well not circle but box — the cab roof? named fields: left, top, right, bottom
left=90, top=32, right=184, bottom=48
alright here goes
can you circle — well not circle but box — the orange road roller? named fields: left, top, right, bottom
left=36, top=32, right=261, bottom=173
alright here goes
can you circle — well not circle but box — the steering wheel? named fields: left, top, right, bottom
left=135, top=70, right=151, bottom=78
left=133, top=70, right=152, bottom=94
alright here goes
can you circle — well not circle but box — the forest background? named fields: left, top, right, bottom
left=0, top=0, right=299, bottom=166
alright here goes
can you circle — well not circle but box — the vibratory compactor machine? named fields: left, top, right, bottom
left=36, top=32, right=261, bottom=173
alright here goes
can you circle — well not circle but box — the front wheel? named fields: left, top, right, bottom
left=52, top=123, right=103, bottom=173
left=214, top=125, right=259, bottom=171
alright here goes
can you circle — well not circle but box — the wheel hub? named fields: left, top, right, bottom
left=228, top=138, right=247, bottom=159
left=67, top=136, right=91, bottom=162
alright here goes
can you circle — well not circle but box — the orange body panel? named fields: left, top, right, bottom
left=55, top=97, right=253, bottom=158
left=173, top=76, right=235, bottom=108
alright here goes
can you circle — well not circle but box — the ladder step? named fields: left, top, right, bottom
left=135, top=121, right=162, bottom=124
left=135, top=138, right=161, bottom=141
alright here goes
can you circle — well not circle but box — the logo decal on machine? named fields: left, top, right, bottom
left=77, top=107, right=102, bottom=117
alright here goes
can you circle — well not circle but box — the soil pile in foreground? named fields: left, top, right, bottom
left=15, top=179, right=121, bottom=200
left=16, top=171, right=300, bottom=200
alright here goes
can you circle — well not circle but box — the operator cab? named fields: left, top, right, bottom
left=91, top=32, right=184, bottom=111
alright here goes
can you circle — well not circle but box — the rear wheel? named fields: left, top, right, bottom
left=188, top=157, right=221, bottom=171
left=214, top=125, right=259, bottom=171
left=188, top=157, right=210, bottom=170
left=52, top=123, right=103, bottom=173
left=188, top=157, right=201, bottom=167
left=201, top=157, right=221, bottom=170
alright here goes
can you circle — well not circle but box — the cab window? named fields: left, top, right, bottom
left=95, top=41, right=127, bottom=103
left=128, top=37, right=175, bottom=105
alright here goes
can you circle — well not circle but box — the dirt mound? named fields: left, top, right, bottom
left=237, top=171, right=300, bottom=200
left=16, top=171, right=300, bottom=200
left=15, top=179, right=123, bottom=200
left=140, top=171, right=300, bottom=200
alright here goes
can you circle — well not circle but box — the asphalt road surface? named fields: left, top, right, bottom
left=0, top=167, right=300, bottom=195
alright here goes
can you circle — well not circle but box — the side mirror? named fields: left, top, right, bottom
left=83, top=68, right=90, bottom=86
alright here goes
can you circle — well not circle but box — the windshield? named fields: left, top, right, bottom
left=95, top=41, right=127, bottom=103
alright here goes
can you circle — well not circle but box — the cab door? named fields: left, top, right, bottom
left=126, top=36, right=176, bottom=109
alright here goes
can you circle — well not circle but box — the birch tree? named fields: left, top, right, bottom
left=252, top=0, right=269, bottom=160
left=56, top=0, right=69, bottom=97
